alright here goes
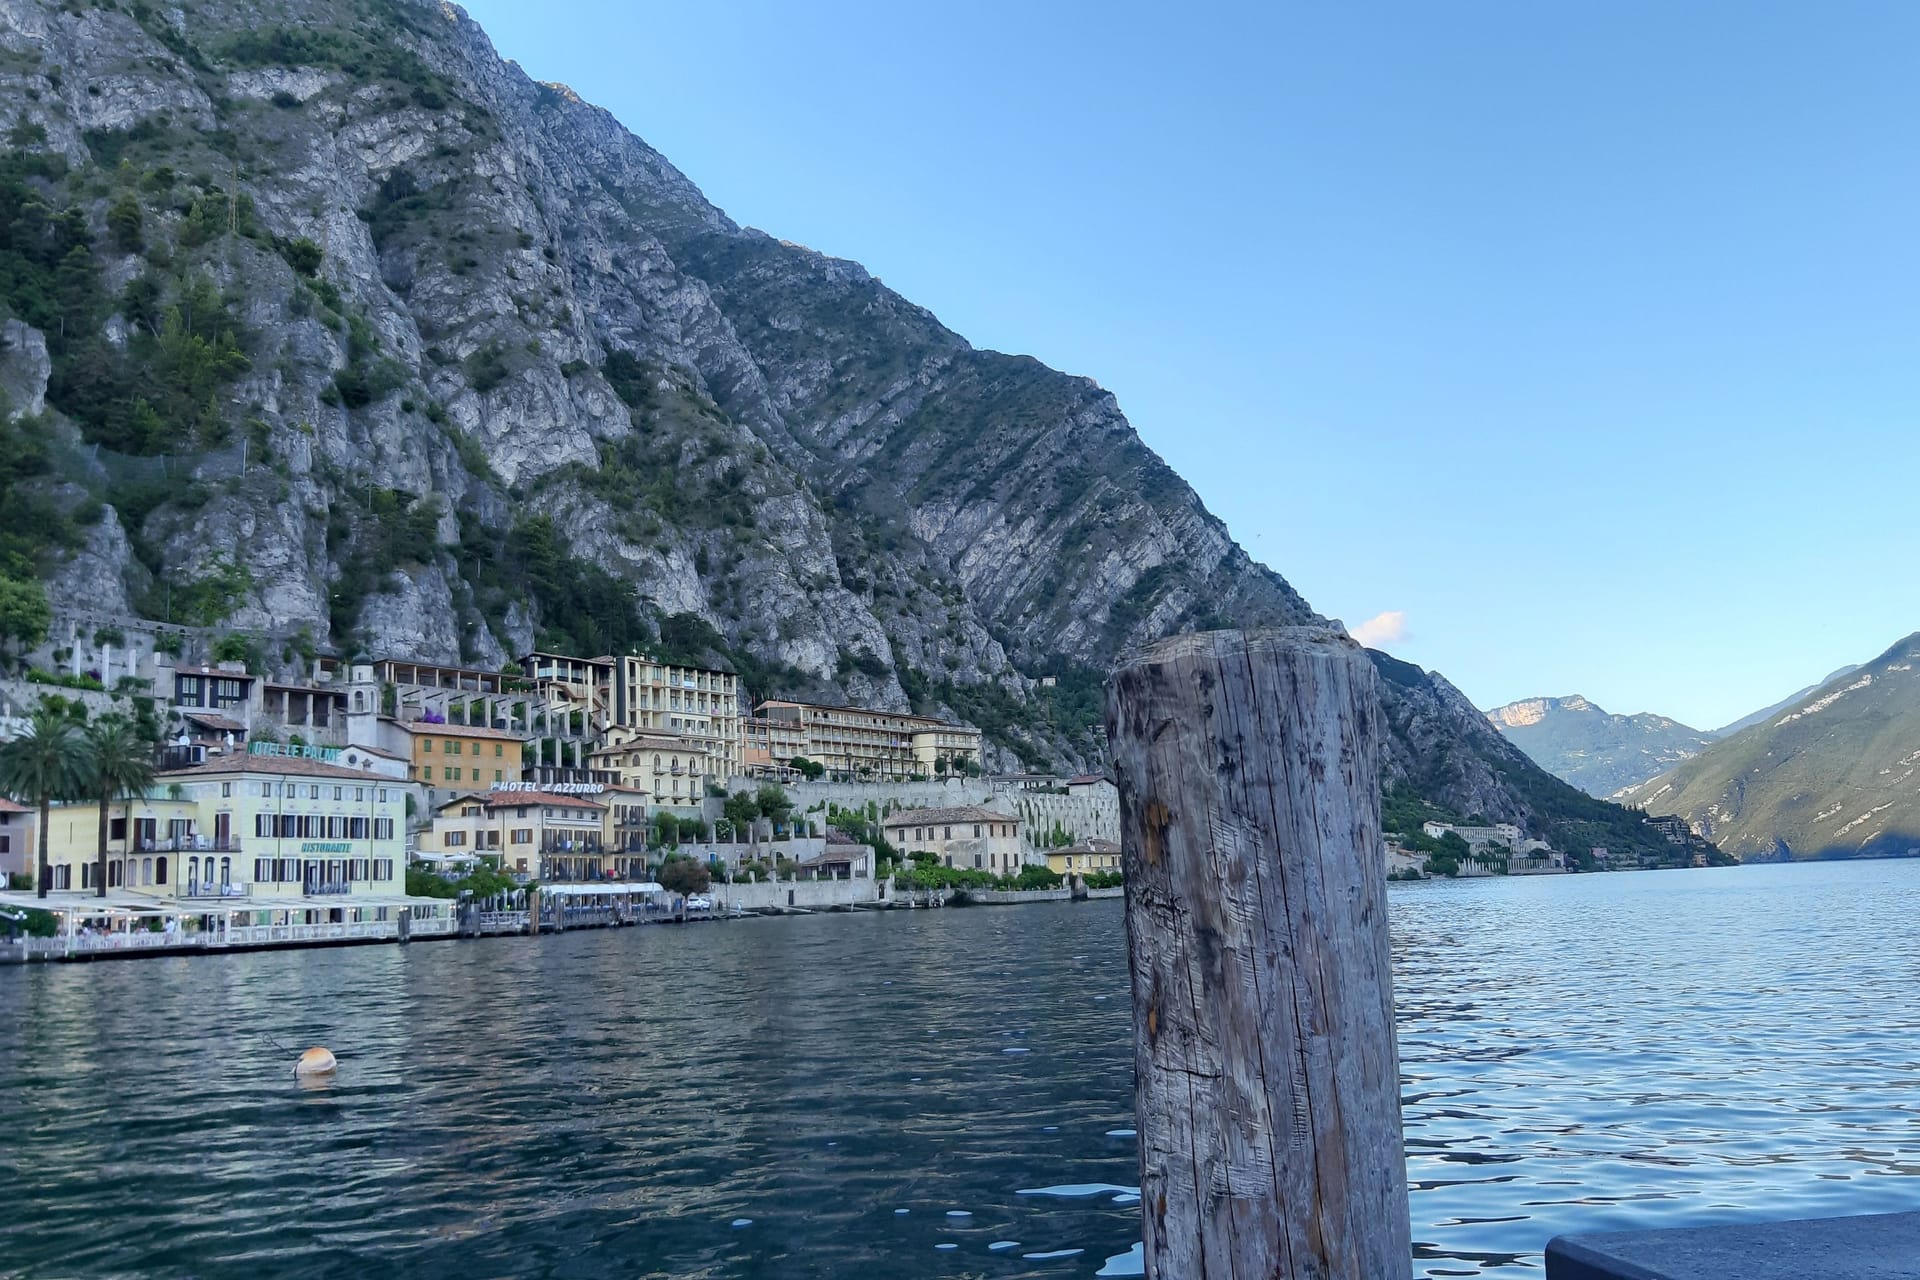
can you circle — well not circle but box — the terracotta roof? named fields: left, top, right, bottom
left=883, top=806, right=1018, bottom=829
left=182, top=712, right=247, bottom=733
left=159, top=754, right=385, bottom=782
left=0, top=797, right=31, bottom=814
left=168, top=665, right=256, bottom=679
left=389, top=719, right=526, bottom=741
left=1058, top=839, right=1121, bottom=855
left=340, top=743, right=410, bottom=761
left=1066, top=774, right=1111, bottom=787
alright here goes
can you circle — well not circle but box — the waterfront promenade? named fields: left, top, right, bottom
left=0, top=875, right=1105, bottom=962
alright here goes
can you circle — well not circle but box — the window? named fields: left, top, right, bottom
left=309, top=786, right=320, bottom=800
left=350, top=818, right=369, bottom=838
left=373, top=859, right=393, bottom=880
left=448, top=767, right=462, bottom=782
left=155, top=856, right=166, bottom=884
left=333, top=787, right=343, bottom=801
left=423, top=739, right=433, bottom=753
left=494, top=744, right=503, bottom=757
left=255, top=858, right=271, bottom=882
left=221, top=782, right=232, bottom=798
left=944, top=827, right=952, bottom=840
left=446, top=832, right=466, bottom=847
left=187, top=856, right=199, bottom=886
left=109, top=816, right=127, bottom=841
left=421, top=766, right=434, bottom=781
left=512, top=828, right=533, bottom=844
left=973, top=825, right=982, bottom=838
left=354, top=787, right=365, bottom=801
left=219, top=856, right=231, bottom=886
left=494, top=770, right=503, bottom=782
left=974, top=855, right=983, bottom=869
left=449, top=740, right=463, bottom=755
left=377, top=789, right=388, bottom=803
left=258, top=781, right=272, bottom=797
left=373, top=818, right=394, bottom=840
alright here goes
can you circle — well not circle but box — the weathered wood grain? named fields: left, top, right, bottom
left=1104, top=627, right=1411, bottom=1280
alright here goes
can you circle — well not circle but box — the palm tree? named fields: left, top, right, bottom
left=0, top=705, right=87, bottom=899
left=84, top=713, right=156, bottom=899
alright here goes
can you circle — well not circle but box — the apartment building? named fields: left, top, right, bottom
left=38, top=751, right=405, bottom=905
left=756, top=701, right=982, bottom=780
left=418, top=790, right=609, bottom=881
left=611, top=655, right=742, bottom=779
left=588, top=727, right=711, bottom=812
left=882, top=805, right=1024, bottom=875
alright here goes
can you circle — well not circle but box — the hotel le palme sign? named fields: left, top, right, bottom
left=249, top=741, right=344, bottom=762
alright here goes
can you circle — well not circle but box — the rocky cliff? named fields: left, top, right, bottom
left=0, top=0, right=1319, bottom=770
left=0, top=0, right=1683, bottom=852
left=1486, top=694, right=1714, bottom=797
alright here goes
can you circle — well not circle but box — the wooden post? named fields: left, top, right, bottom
left=1104, top=628, right=1410, bottom=1280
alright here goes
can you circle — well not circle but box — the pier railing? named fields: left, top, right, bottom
left=23, top=931, right=206, bottom=957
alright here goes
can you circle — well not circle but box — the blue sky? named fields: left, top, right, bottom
left=461, top=0, right=1920, bottom=731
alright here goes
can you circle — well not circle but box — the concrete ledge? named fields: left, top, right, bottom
left=1547, top=1210, right=1920, bottom=1279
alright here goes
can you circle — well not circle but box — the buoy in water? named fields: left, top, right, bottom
left=295, top=1046, right=337, bottom=1076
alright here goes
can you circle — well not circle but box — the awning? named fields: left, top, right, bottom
left=537, top=881, right=664, bottom=897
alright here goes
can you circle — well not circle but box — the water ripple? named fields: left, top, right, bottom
left=2, top=861, right=1914, bottom=1276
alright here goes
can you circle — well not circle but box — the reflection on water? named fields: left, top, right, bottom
left=4, top=860, right=1918, bottom=1277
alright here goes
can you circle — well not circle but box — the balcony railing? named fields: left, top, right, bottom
left=137, top=836, right=242, bottom=853
left=181, top=882, right=246, bottom=898
left=302, top=882, right=352, bottom=896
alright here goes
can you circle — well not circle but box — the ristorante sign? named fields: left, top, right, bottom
left=490, top=781, right=605, bottom=795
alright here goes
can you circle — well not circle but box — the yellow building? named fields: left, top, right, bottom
left=882, top=805, right=1024, bottom=875
left=391, top=719, right=528, bottom=811
left=417, top=789, right=611, bottom=881
left=589, top=727, right=710, bottom=812
left=39, top=750, right=406, bottom=905
left=911, top=724, right=985, bottom=776
left=0, top=797, right=40, bottom=885
left=1047, top=839, right=1122, bottom=879
left=612, top=654, right=742, bottom=779
left=759, top=701, right=982, bottom=780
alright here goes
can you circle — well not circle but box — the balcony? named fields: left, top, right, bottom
left=181, top=882, right=247, bottom=899
left=137, top=836, right=243, bottom=853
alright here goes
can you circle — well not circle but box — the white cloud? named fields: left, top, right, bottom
left=1348, top=610, right=1408, bottom=649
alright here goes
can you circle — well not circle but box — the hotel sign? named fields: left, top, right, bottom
left=251, top=741, right=342, bottom=762
left=491, top=781, right=605, bottom=795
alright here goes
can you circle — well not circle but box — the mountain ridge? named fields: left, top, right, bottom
left=1485, top=693, right=1714, bottom=797
left=0, top=0, right=1678, bottom=860
left=1616, top=634, right=1920, bottom=860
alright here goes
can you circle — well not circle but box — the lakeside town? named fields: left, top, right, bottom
left=0, top=607, right=1689, bottom=962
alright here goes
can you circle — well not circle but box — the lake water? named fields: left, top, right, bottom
left=5, top=860, right=1919, bottom=1278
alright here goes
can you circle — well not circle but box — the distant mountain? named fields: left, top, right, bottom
left=1487, top=695, right=1715, bottom=797
left=1614, top=636, right=1920, bottom=861
left=1711, top=666, right=1862, bottom=738
left=1374, top=656, right=1696, bottom=865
